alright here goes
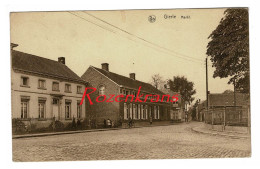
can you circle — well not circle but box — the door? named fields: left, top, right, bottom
left=170, top=110, right=174, bottom=120
left=52, top=98, right=59, bottom=120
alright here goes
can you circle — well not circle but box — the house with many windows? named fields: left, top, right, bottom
left=81, top=63, right=172, bottom=127
left=11, top=44, right=87, bottom=130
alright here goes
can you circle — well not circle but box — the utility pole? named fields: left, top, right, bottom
left=206, top=58, right=209, bottom=110
left=205, top=57, right=209, bottom=124
left=234, top=79, right=236, bottom=107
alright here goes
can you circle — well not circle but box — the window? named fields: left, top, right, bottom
left=124, top=103, right=128, bottom=120
left=77, top=101, right=82, bottom=119
left=145, top=105, right=148, bottom=119
left=154, top=106, right=157, bottom=119
left=65, top=84, right=71, bottom=92
left=65, top=101, right=71, bottom=119
left=148, top=106, right=151, bottom=118
left=21, top=76, right=29, bottom=87
left=133, top=104, right=137, bottom=119
left=136, top=104, right=140, bottom=119
left=125, top=90, right=129, bottom=95
left=129, top=103, right=132, bottom=119
left=53, top=98, right=59, bottom=104
left=153, top=106, right=160, bottom=119
left=52, top=82, right=59, bottom=91
left=157, top=106, right=160, bottom=119
left=140, top=105, right=143, bottom=119
left=38, top=79, right=46, bottom=89
left=143, top=105, right=146, bottom=119
left=99, top=85, right=105, bottom=95
left=38, top=100, right=46, bottom=119
left=21, top=99, right=29, bottom=118
left=77, top=86, right=82, bottom=94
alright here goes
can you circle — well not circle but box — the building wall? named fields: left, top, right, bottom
left=11, top=69, right=86, bottom=128
left=81, top=67, right=120, bottom=125
left=81, top=66, right=173, bottom=126
left=118, top=101, right=169, bottom=122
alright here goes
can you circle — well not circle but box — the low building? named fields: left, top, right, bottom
left=81, top=63, right=172, bottom=127
left=208, top=93, right=250, bottom=109
left=205, top=93, right=250, bottom=125
left=11, top=44, right=87, bottom=131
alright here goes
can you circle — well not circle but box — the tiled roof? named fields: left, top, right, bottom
left=91, top=66, right=164, bottom=95
left=12, top=50, right=86, bottom=84
left=208, top=93, right=250, bottom=107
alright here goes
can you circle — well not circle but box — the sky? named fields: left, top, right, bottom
left=10, top=8, right=234, bottom=102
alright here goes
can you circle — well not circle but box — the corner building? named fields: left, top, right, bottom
left=11, top=47, right=87, bottom=129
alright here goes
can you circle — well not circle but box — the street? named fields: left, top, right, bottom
left=12, top=122, right=251, bottom=161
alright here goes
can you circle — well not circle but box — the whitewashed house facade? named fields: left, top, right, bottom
left=11, top=44, right=87, bottom=130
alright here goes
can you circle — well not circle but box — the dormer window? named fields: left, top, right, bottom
left=99, top=85, right=105, bottom=95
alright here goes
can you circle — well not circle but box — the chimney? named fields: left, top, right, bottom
left=101, top=63, right=109, bottom=71
left=58, top=57, right=65, bottom=64
left=129, top=73, right=135, bottom=80
left=11, top=43, right=18, bottom=50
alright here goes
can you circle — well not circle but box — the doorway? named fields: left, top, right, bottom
left=52, top=98, right=60, bottom=120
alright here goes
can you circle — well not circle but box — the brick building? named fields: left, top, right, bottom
left=81, top=63, right=172, bottom=127
left=11, top=44, right=87, bottom=130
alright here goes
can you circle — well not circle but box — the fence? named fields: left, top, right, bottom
left=204, top=106, right=250, bottom=132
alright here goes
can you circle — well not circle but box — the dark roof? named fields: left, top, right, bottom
left=208, top=93, right=250, bottom=107
left=12, top=50, right=86, bottom=84
left=91, top=66, right=164, bottom=95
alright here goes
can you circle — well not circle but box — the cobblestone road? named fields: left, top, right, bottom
left=12, top=122, right=251, bottom=161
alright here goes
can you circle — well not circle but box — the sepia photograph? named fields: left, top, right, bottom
left=10, top=8, right=251, bottom=162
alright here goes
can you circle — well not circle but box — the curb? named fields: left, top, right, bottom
left=12, top=123, right=177, bottom=139
left=191, top=127, right=250, bottom=139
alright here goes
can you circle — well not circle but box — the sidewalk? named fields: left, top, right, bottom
left=12, top=121, right=177, bottom=139
left=191, top=122, right=250, bottom=139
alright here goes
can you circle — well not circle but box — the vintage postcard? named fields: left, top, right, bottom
left=10, top=8, right=250, bottom=161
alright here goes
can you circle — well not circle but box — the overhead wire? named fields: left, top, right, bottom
left=68, top=11, right=205, bottom=65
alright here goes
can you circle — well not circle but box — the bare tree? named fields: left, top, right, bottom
left=151, top=74, right=164, bottom=89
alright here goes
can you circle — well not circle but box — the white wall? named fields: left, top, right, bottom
left=11, top=69, right=85, bottom=120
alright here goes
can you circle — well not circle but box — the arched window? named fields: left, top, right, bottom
left=99, top=85, right=105, bottom=95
